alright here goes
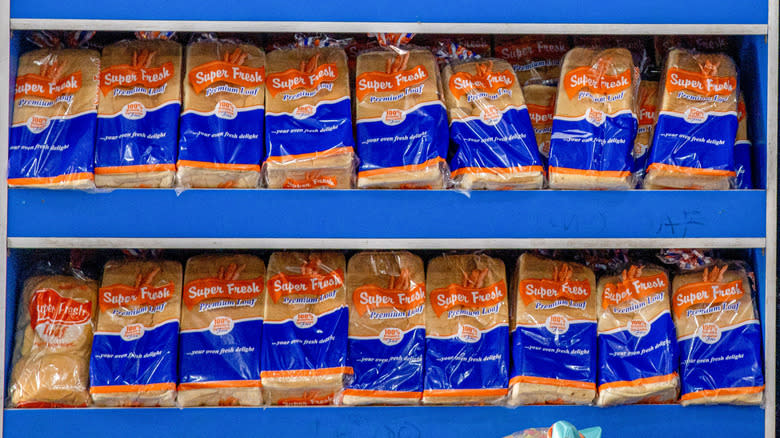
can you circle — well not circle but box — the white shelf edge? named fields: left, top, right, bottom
left=7, top=237, right=767, bottom=249
left=9, top=19, right=768, bottom=35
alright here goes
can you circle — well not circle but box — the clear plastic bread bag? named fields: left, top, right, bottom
left=423, top=253, right=509, bottom=405
left=644, top=48, right=738, bottom=190
left=438, top=42, right=545, bottom=190
left=355, top=33, right=450, bottom=189
left=548, top=46, right=640, bottom=189
left=89, top=256, right=183, bottom=406
left=94, top=32, right=182, bottom=188
left=8, top=253, right=99, bottom=407
left=671, top=260, right=764, bottom=405
left=262, top=34, right=357, bottom=189
left=176, top=34, right=266, bottom=189
left=493, top=35, right=570, bottom=87
left=733, top=92, right=753, bottom=189
left=338, top=251, right=425, bottom=405
left=9, top=31, right=100, bottom=189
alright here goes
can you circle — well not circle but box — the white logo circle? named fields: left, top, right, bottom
left=698, top=322, right=721, bottom=344
left=120, top=323, right=145, bottom=341
left=627, top=319, right=651, bottom=338
left=215, top=100, right=238, bottom=120
left=293, top=312, right=317, bottom=329
left=293, top=104, right=316, bottom=120
left=26, top=115, right=50, bottom=134
left=683, top=107, right=707, bottom=124
left=209, top=316, right=234, bottom=336
left=479, top=105, right=502, bottom=126
left=121, top=101, right=147, bottom=120
left=381, top=109, right=406, bottom=126
left=458, top=324, right=481, bottom=343
left=379, top=327, right=403, bottom=346
left=545, top=314, right=570, bottom=335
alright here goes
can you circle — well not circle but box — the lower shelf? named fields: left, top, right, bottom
left=3, top=405, right=764, bottom=437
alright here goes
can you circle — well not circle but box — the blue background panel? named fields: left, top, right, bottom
left=3, top=405, right=764, bottom=438
left=10, top=0, right=767, bottom=24
left=7, top=189, right=766, bottom=240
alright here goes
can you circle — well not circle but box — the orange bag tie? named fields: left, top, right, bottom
left=132, top=49, right=157, bottom=69
left=620, top=265, right=644, bottom=283
left=299, top=53, right=321, bottom=75
left=217, top=263, right=247, bottom=281
left=702, top=265, right=727, bottom=283
left=223, top=48, right=248, bottom=66
left=385, top=52, right=410, bottom=74
left=300, top=256, right=323, bottom=276
left=40, top=59, right=64, bottom=81
left=552, top=263, right=573, bottom=283
left=134, top=266, right=161, bottom=288
left=461, top=268, right=488, bottom=288
left=388, top=268, right=411, bottom=290
left=700, top=59, right=720, bottom=77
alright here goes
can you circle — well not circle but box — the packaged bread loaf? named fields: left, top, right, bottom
left=644, top=50, right=738, bottom=189
left=8, top=275, right=98, bottom=407
left=9, top=41, right=100, bottom=188
left=263, top=38, right=356, bottom=189
left=177, top=38, right=266, bottom=188
left=548, top=48, right=638, bottom=189
left=633, top=78, right=658, bottom=178
left=342, top=251, right=425, bottom=405
left=653, top=36, right=733, bottom=67
left=509, top=253, right=597, bottom=405
left=494, top=35, right=570, bottom=86
left=596, top=264, right=679, bottom=406
left=523, top=84, right=557, bottom=160
left=355, top=34, right=449, bottom=189
left=89, top=259, right=182, bottom=406
left=421, top=34, right=492, bottom=63
left=262, top=252, right=349, bottom=405
left=178, top=254, right=265, bottom=406
left=95, top=33, right=182, bottom=188
left=734, top=93, right=753, bottom=189
left=672, top=262, right=764, bottom=405
left=442, top=55, right=545, bottom=190
left=572, top=36, right=649, bottom=75
left=424, top=254, right=509, bottom=404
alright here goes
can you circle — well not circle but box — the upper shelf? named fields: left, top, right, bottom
left=9, top=0, right=769, bottom=26
left=6, top=189, right=766, bottom=248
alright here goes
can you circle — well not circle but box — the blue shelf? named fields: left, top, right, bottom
left=7, top=189, right=766, bottom=241
left=2, top=405, right=764, bottom=438
left=10, top=0, right=768, bottom=24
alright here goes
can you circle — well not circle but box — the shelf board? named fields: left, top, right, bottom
left=2, top=405, right=764, bottom=438
left=6, top=189, right=766, bottom=248
left=9, top=0, right=769, bottom=25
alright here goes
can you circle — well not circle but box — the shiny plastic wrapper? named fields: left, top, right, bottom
left=572, top=35, right=650, bottom=75
left=177, top=254, right=265, bottom=406
left=9, top=48, right=100, bottom=188
left=596, top=263, right=680, bottom=406
left=548, top=47, right=639, bottom=189
left=671, top=261, right=764, bottom=405
left=423, top=254, right=509, bottom=405
left=262, top=252, right=349, bottom=405
left=176, top=38, right=266, bottom=188
left=644, top=49, right=738, bottom=190
left=734, top=93, right=753, bottom=189
left=340, top=251, right=425, bottom=405
left=94, top=38, right=182, bottom=188
left=633, top=79, right=658, bottom=182
left=653, top=35, right=734, bottom=67
left=8, top=274, right=98, bottom=407
left=263, top=44, right=357, bottom=189
left=509, top=253, right=597, bottom=405
left=89, top=259, right=182, bottom=407
left=493, top=35, right=570, bottom=86
left=443, top=58, right=545, bottom=190
left=355, top=35, right=449, bottom=189
left=523, top=84, right=557, bottom=161
left=504, top=421, right=602, bottom=438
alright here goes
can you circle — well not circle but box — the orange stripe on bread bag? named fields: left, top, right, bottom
left=188, top=61, right=264, bottom=93
left=430, top=281, right=507, bottom=316
left=15, top=72, right=82, bottom=100
left=563, top=65, right=632, bottom=99
left=672, top=279, right=744, bottom=318
left=266, top=64, right=338, bottom=97
left=100, top=62, right=175, bottom=96
left=448, top=69, right=515, bottom=100
left=353, top=284, right=425, bottom=315
left=665, top=67, right=736, bottom=97
left=356, top=64, right=429, bottom=101
left=267, top=269, right=344, bottom=303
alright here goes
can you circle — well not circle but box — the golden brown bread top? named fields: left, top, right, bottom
left=596, top=264, right=671, bottom=331
left=658, top=49, right=737, bottom=114
left=442, top=58, right=524, bottom=119
left=265, top=47, right=349, bottom=112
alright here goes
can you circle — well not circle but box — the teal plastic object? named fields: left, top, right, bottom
left=549, top=421, right=602, bottom=438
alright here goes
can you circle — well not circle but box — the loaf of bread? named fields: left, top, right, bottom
left=644, top=50, right=738, bottom=189
left=262, top=252, right=349, bottom=405
left=523, top=84, right=557, bottom=159
left=423, top=254, right=508, bottom=404
left=264, top=47, right=356, bottom=189
left=178, top=254, right=265, bottom=406
left=672, top=264, right=764, bottom=405
left=596, top=264, right=679, bottom=406
left=443, top=59, right=545, bottom=190
left=355, top=49, right=449, bottom=189
left=509, top=253, right=597, bottom=405
left=548, top=48, right=637, bottom=189
left=9, top=48, right=100, bottom=188
left=494, top=36, right=569, bottom=86
left=342, top=251, right=425, bottom=405
left=9, top=275, right=98, bottom=407
left=653, top=36, right=733, bottom=66
left=733, top=93, right=753, bottom=189
left=177, top=40, right=266, bottom=188
left=89, top=259, right=182, bottom=406
left=95, top=39, right=182, bottom=188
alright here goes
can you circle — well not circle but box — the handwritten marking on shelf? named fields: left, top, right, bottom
left=657, top=210, right=704, bottom=237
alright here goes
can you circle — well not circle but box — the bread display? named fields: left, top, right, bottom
left=262, top=252, right=349, bottom=404
left=443, top=59, right=545, bottom=190
left=423, top=254, right=508, bottom=404
left=9, top=48, right=100, bottom=188
left=177, top=40, right=266, bottom=188
left=89, top=259, right=182, bottom=406
left=177, top=254, right=265, bottom=406
left=548, top=48, right=638, bottom=189
left=523, top=84, right=557, bottom=159
left=672, top=263, right=763, bottom=405
left=509, top=253, right=597, bottom=405
left=264, top=47, right=356, bottom=189
left=355, top=48, right=449, bottom=189
left=644, top=50, right=738, bottom=189
left=9, top=275, right=98, bottom=407
left=596, top=264, right=679, bottom=406
left=95, top=39, right=182, bottom=188
left=342, top=251, right=425, bottom=405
